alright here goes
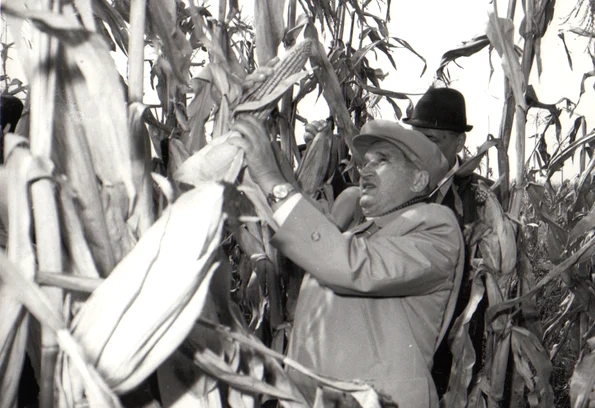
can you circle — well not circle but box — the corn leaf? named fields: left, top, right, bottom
left=570, top=350, right=595, bottom=408
left=489, top=334, right=512, bottom=402
left=486, top=236, right=595, bottom=322
left=436, top=35, right=490, bottom=81
left=568, top=206, right=595, bottom=246
left=92, top=0, right=130, bottom=55
left=442, top=278, right=486, bottom=408
left=486, top=14, right=527, bottom=111
left=547, top=131, right=595, bottom=178
left=53, top=67, right=119, bottom=277
left=147, top=0, right=192, bottom=84
left=128, top=102, right=155, bottom=236
left=186, top=70, right=216, bottom=154
left=305, top=23, right=359, bottom=160
left=510, top=327, right=554, bottom=407
left=254, top=0, right=286, bottom=66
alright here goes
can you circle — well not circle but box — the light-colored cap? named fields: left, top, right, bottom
left=353, top=119, right=449, bottom=190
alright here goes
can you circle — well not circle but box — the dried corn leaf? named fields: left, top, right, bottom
left=510, top=327, right=553, bottom=407
left=128, top=102, right=155, bottom=236
left=67, top=182, right=226, bottom=394
left=489, top=334, right=511, bottom=401
left=486, top=14, right=527, bottom=111
left=92, top=0, right=130, bottom=55
left=436, top=35, right=490, bottom=82
left=53, top=69, right=118, bottom=277
left=4, top=7, right=137, bottom=207
left=305, top=24, right=359, bottom=159
left=570, top=350, right=595, bottom=408
left=186, top=71, right=216, bottom=154
left=147, top=0, right=192, bottom=84
left=486, top=236, right=595, bottom=323
left=547, top=131, right=595, bottom=178
left=442, top=278, right=486, bottom=408
left=56, top=178, right=101, bottom=279
left=254, top=0, right=286, bottom=66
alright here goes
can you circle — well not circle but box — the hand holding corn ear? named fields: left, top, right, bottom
left=241, top=57, right=279, bottom=91
left=229, top=116, right=286, bottom=194
left=303, top=119, right=330, bottom=144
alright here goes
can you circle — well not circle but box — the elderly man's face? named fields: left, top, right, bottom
left=359, top=141, right=419, bottom=217
left=412, top=127, right=465, bottom=167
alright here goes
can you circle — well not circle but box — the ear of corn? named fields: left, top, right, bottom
left=477, top=180, right=517, bottom=277
left=296, top=124, right=332, bottom=195
left=239, top=39, right=312, bottom=109
left=57, top=182, right=226, bottom=399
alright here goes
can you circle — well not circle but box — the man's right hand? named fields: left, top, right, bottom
left=303, top=119, right=330, bottom=144
left=229, top=115, right=286, bottom=195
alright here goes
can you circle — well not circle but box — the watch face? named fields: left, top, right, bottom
left=273, top=184, right=290, bottom=199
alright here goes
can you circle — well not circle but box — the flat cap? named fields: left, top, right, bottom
left=353, top=119, right=449, bottom=190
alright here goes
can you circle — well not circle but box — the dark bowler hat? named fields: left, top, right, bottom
left=353, top=120, right=449, bottom=190
left=1, top=95, right=24, bottom=132
left=403, top=87, right=473, bottom=132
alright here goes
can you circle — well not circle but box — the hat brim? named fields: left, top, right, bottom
left=353, top=133, right=419, bottom=167
left=402, top=117, right=473, bottom=132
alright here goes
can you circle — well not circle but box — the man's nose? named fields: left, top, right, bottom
left=359, top=161, right=378, bottom=173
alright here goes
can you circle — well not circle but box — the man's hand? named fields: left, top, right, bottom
left=303, top=119, right=330, bottom=144
left=241, top=57, right=280, bottom=91
left=229, top=115, right=286, bottom=195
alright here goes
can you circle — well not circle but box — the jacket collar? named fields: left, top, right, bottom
left=368, top=201, right=428, bottom=229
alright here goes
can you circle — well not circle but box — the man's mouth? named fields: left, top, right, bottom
left=360, top=180, right=376, bottom=193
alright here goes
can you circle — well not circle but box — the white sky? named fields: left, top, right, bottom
left=2, top=0, right=593, bottom=180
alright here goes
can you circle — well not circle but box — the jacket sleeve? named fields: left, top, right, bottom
left=270, top=197, right=462, bottom=297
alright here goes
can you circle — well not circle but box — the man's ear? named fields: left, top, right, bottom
left=411, top=170, right=429, bottom=193
left=456, top=133, right=466, bottom=153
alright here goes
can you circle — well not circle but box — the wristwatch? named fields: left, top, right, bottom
left=267, top=183, right=296, bottom=205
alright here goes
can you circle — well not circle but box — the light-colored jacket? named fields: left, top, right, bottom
left=271, top=198, right=464, bottom=408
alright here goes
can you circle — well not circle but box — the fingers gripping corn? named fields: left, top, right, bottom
left=59, top=182, right=227, bottom=401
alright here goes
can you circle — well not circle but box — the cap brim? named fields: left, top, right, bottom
left=402, top=117, right=473, bottom=132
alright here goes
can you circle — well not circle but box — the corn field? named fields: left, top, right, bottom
left=1, top=0, right=595, bottom=407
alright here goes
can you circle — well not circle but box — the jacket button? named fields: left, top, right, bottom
left=311, top=231, right=321, bottom=241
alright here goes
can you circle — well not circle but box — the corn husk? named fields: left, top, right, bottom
left=56, top=182, right=227, bottom=405
left=296, top=124, right=333, bottom=195
left=477, top=180, right=517, bottom=277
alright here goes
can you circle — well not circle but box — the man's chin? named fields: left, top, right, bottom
left=359, top=197, right=377, bottom=217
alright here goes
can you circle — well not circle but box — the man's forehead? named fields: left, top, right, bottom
left=364, top=141, right=406, bottom=157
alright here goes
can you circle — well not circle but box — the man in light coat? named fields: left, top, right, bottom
left=231, top=117, right=465, bottom=408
